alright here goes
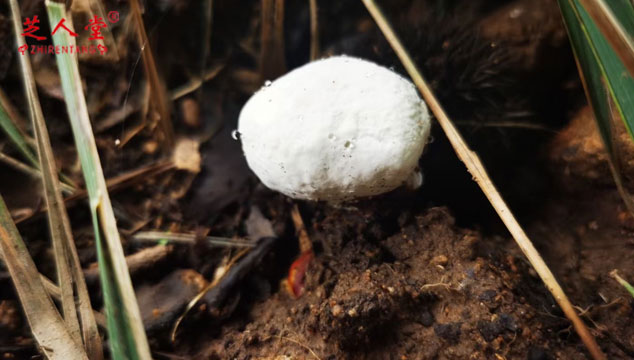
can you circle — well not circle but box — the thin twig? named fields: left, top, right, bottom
left=420, top=282, right=453, bottom=291
left=170, top=64, right=225, bottom=101
left=132, top=231, right=255, bottom=248
left=170, top=247, right=251, bottom=341
left=454, top=121, right=556, bottom=133
left=83, top=245, right=174, bottom=284
left=359, top=1, right=605, bottom=359
left=170, top=237, right=277, bottom=341
left=129, top=0, right=174, bottom=148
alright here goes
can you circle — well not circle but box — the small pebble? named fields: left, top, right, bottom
left=180, top=98, right=200, bottom=128
left=331, top=304, right=343, bottom=317
left=431, top=255, right=449, bottom=266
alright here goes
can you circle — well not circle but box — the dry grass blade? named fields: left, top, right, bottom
left=260, top=0, right=286, bottom=80
left=198, top=0, right=213, bottom=101
left=132, top=231, right=255, bottom=248
left=577, top=0, right=634, bottom=78
left=40, top=275, right=107, bottom=329
left=0, top=195, right=87, bottom=360
left=359, top=1, right=606, bottom=359
left=0, top=151, right=74, bottom=194
left=170, top=63, right=225, bottom=100
left=45, top=1, right=151, bottom=359
left=309, top=0, right=319, bottom=60
left=11, top=5, right=100, bottom=358
left=129, top=0, right=174, bottom=148
left=11, top=1, right=102, bottom=358
left=0, top=151, right=39, bottom=177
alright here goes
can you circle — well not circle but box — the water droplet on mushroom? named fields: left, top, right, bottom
left=328, top=133, right=337, bottom=141
left=344, top=140, right=354, bottom=149
left=264, top=80, right=272, bottom=87
left=231, top=130, right=241, bottom=140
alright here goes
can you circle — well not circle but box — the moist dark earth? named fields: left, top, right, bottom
left=0, top=0, right=633, bottom=359
left=186, top=193, right=633, bottom=359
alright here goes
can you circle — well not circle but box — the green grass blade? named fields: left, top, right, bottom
left=8, top=1, right=103, bottom=357
left=0, top=91, right=38, bottom=167
left=610, top=270, right=634, bottom=298
left=577, top=0, right=634, bottom=77
left=0, top=195, right=87, bottom=360
left=575, top=2, right=634, bottom=137
left=558, top=0, right=634, bottom=212
left=45, top=2, right=152, bottom=359
left=0, top=87, right=77, bottom=194
left=603, top=0, right=634, bottom=34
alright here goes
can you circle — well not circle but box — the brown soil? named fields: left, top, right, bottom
left=183, top=192, right=633, bottom=359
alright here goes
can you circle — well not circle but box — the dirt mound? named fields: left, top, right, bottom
left=197, top=206, right=585, bottom=359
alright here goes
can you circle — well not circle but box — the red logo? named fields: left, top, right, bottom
left=107, top=11, right=119, bottom=23
left=51, top=18, right=78, bottom=37
left=17, top=11, right=120, bottom=56
left=21, top=16, right=46, bottom=41
left=85, top=15, right=107, bottom=40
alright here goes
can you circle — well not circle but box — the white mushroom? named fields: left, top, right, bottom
left=237, top=56, right=431, bottom=202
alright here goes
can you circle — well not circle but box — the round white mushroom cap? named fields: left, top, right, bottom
left=238, top=56, right=431, bottom=202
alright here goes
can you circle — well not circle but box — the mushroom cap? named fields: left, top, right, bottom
left=238, top=56, right=431, bottom=202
